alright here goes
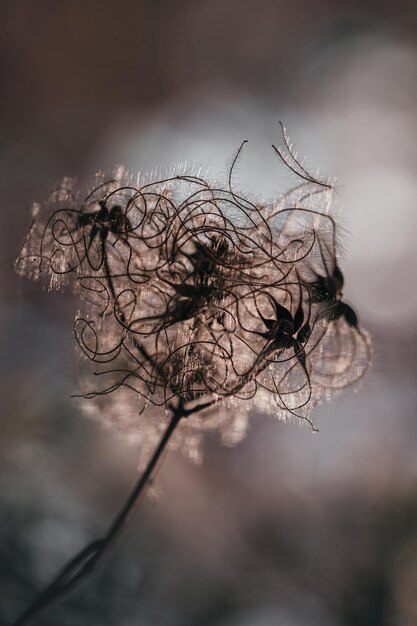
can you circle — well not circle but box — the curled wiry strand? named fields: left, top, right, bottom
left=12, top=130, right=375, bottom=626
left=15, top=133, right=371, bottom=462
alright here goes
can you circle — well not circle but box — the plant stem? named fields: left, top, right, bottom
left=12, top=408, right=183, bottom=626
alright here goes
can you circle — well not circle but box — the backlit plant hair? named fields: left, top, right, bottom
left=12, top=126, right=371, bottom=625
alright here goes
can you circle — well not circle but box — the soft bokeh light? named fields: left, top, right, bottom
left=1, top=2, right=417, bottom=625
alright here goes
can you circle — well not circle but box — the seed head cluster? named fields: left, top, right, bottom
left=16, top=131, right=371, bottom=464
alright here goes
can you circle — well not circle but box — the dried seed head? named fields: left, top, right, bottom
left=16, top=130, right=371, bottom=464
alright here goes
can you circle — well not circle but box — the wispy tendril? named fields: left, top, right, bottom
left=12, top=127, right=372, bottom=626
left=16, top=128, right=371, bottom=460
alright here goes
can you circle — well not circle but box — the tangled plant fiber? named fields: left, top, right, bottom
left=12, top=126, right=371, bottom=625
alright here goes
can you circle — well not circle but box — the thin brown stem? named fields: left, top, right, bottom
left=12, top=407, right=184, bottom=626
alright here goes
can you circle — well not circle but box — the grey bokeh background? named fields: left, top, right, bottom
left=1, top=2, right=417, bottom=625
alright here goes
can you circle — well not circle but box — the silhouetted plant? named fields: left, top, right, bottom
left=12, top=127, right=371, bottom=625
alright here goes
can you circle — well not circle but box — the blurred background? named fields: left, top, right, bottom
left=1, top=1, right=417, bottom=624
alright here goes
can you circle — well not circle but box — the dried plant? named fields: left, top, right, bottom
left=12, top=127, right=371, bottom=625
